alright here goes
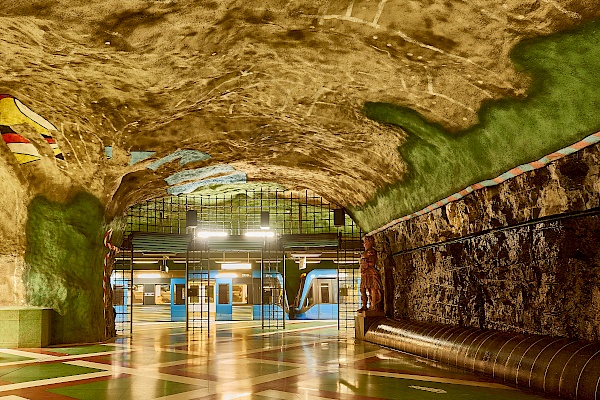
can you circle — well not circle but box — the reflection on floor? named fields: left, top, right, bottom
left=133, top=305, right=172, bottom=323
left=0, top=320, right=552, bottom=399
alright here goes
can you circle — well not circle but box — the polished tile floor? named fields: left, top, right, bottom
left=0, top=319, right=552, bottom=400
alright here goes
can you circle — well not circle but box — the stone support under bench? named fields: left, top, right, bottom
left=0, top=307, right=52, bottom=348
left=355, top=310, right=385, bottom=341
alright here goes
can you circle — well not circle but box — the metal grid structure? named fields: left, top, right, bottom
left=337, top=234, right=363, bottom=330
left=122, top=189, right=363, bottom=331
left=261, top=239, right=285, bottom=330
left=187, top=238, right=211, bottom=333
left=126, top=190, right=360, bottom=237
left=112, top=250, right=133, bottom=335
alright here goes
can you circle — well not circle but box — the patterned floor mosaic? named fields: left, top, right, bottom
left=0, top=321, right=552, bottom=399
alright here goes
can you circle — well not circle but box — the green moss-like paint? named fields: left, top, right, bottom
left=24, top=192, right=106, bottom=344
left=354, top=19, right=600, bottom=231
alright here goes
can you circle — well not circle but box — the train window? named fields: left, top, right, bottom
left=232, top=284, right=248, bottom=305
left=320, top=283, right=330, bottom=304
left=263, top=288, right=277, bottom=305
left=257, top=277, right=282, bottom=305
left=156, top=284, right=170, bottom=304
left=218, top=284, right=230, bottom=305
left=206, top=284, right=215, bottom=304
left=113, top=286, right=125, bottom=306
left=304, top=286, right=314, bottom=308
left=133, top=285, right=144, bottom=304
left=188, top=285, right=199, bottom=304
left=174, top=284, right=185, bottom=305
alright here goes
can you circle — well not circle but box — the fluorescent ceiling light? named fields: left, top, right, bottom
left=197, top=231, right=228, bottom=238
left=216, top=272, right=238, bottom=278
left=136, top=273, right=162, bottom=278
left=295, top=259, right=321, bottom=264
left=290, top=253, right=322, bottom=258
left=245, top=231, right=275, bottom=237
left=221, top=263, right=252, bottom=270
left=133, top=260, right=159, bottom=264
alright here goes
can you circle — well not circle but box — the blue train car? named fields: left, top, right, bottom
left=290, top=269, right=339, bottom=320
left=170, top=270, right=287, bottom=322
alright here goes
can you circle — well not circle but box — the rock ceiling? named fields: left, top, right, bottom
left=1, top=0, right=599, bottom=232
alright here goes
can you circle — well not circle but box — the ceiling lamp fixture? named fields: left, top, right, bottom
left=295, top=258, right=321, bottom=264
left=136, top=273, right=163, bottom=279
left=216, top=272, right=239, bottom=278
left=260, top=211, right=270, bottom=230
left=221, top=263, right=252, bottom=270
left=290, top=253, right=322, bottom=258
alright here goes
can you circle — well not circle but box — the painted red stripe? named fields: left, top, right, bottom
left=530, top=161, right=545, bottom=169
left=546, top=152, right=564, bottom=160
left=1, top=132, right=30, bottom=143
left=571, top=141, right=589, bottom=150
left=0, top=94, right=13, bottom=100
left=509, top=167, right=524, bottom=175
left=45, top=137, right=57, bottom=144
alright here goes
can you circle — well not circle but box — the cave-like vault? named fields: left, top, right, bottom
left=1, top=0, right=600, bottom=342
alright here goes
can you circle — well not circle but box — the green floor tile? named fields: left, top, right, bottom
left=0, top=352, right=35, bottom=363
left=49, top=376, right=203, bottom=400
left=0, top=363, right=102, bottom=383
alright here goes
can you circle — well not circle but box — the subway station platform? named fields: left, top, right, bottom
left=0, top=320, right=552, bottom=400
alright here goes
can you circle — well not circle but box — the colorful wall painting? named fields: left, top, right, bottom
left=129, top=151, right=156, bottom=166
left=0, top=95, right=63, bottom=164
left=164, top=164, right=235, bottom=186
left=167, top=171, right=247, bottom=195
left=146, top=149, right=211, bottom=171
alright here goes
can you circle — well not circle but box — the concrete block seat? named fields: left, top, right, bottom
left=0, top=307, right=52, bottom=348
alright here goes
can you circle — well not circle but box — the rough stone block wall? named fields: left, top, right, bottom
left=375, top=144, right=600, bottom=341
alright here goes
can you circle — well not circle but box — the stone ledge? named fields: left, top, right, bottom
left=0, top=307, right=52, bottom=348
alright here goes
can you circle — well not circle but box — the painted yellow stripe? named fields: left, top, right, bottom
left=13, top=153, right=41, bottom=164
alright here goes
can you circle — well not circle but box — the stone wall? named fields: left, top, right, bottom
left=374, top=143, right=600, bottom=341
left=25, top=192, right=107, bottom=344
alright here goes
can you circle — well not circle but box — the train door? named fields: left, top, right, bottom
left=232, top=278, right=253, bottom=321
left=171, top=279, right=186, bottom=321
left=316, top=278, right=337, bottom=319
left=215, top=276, right=233, bottom=320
